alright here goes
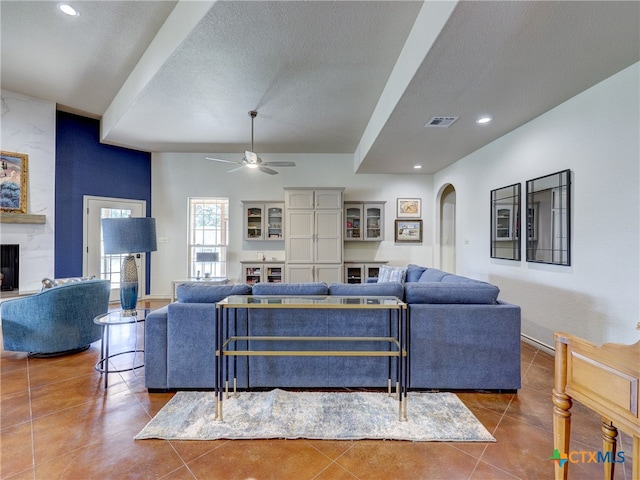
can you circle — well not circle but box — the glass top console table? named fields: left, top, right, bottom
left=215, top=295, right=408, bottom=421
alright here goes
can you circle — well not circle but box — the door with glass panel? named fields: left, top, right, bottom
left=83, top=196, right=146, bottom=303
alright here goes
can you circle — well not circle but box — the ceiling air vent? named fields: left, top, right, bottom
left=425, top=116, right=458, bottom=128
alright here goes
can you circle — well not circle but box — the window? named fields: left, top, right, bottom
left=100, top=207, right=133, bottom=287
left=188, top=198, right=229, bottom=278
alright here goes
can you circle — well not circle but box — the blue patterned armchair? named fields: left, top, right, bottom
left=1, top=279, right=111, bottom=356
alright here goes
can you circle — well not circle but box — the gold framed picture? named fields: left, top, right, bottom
left=396, top=198, right=421, bottom=218
left=0, top=151, right=28, bottom=213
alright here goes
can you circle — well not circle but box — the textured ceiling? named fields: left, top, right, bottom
left=1, top=1, right=638, bottom=174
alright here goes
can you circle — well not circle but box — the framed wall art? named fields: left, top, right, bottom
left=396, top=198, right=421, bottom=218
left=0, top=151, right=28, bottom=214
left=395, top=219, right=423, bottom=243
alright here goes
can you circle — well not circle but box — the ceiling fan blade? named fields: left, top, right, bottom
left=259, top=166, right=279, bottom=175
left=227, top=165, right=245, bottom=173
left=206, top=157, right=241, bottom=165
left=263, top=161, right=296, bottom=167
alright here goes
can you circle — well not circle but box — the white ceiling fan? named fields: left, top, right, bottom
left=206, top=111, right=296, bottom=175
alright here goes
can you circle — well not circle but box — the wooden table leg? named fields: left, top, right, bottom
left=632, top=435, right=639, bottom=480
left=601, top=419, right=618, bottom=480
left=553, top=336, right=572, bottom=480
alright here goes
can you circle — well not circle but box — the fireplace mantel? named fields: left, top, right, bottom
left=0, top=213, right=46, bottom=224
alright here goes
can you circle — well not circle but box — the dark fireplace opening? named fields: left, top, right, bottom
left=1, top=244, right=19, bottom=291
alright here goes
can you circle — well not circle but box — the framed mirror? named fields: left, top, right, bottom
left=526, top=169, right=571, bottom=265
left=490, top=183, right=521, bottom=260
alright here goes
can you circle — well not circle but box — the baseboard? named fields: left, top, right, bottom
left=521, top=333, right=554, bottom=356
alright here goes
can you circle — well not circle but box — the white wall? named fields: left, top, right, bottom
left=434, top=63, right=640, bottom=347
left=150, top=153, right=434, bottom=294
left=0, top=90, right=56, bottom=293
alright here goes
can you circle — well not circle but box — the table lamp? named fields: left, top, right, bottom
left=102, top=217, right=157, bottom=315
left=196, top=251, right=219, bottom=278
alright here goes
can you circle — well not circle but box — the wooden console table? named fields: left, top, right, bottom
left=553, top=331, right=639, bottom=480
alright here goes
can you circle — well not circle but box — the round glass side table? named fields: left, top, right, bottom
left=94, top=308, right=149, bottom=388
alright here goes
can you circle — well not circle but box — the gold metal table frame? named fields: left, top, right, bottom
left=214, top=295, right=408, bottom=422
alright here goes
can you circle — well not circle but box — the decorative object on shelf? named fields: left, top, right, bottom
left=490, top=183, right=521, bottom=261
left=395, top=219, right=423, bottom=243
left=525, top=169, right=571, bottom=266
left=102, top=217, right=157, bottom=315
left=0, top=151, right=28, bottom=214
left=396, top=198, right=421, bottom=218
left=206, top=111, right=296, bottom=175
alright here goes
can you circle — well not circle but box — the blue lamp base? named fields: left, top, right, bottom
left=120, top=255, right=139, bottom=316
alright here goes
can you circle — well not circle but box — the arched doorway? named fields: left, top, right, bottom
left=439, top=184, right=456, bottom=273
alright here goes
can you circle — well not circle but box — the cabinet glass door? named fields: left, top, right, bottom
left=246, top=206, right=263, bottom=240
left=495, top=206, right=513, bottom=240
left=266, top=265, right=283, bottom=283
left=266, top=206, right=284, bottom=239
left=345, top=206, right=362, bottom=240
left=245, top=265, right=262, bottom=285
left=364, top=205, right=382, bottom=241
left=365, top=265, right=381, bottom=280
left=345, top=265, right=363, bottom=283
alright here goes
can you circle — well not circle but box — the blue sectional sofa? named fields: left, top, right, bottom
left=145, top=265, right=521, bottom=392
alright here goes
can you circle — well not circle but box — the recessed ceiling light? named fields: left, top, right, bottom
left=413, top=165, right=422, bottom=169
left=476, top=116, right=493, bottom=125
left=58, top=3, right=79, bottom=16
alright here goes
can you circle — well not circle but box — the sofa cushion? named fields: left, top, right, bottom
left=377, top=265, right=407, bottom=283
left=251, top=282, right=329, bottom=296
left=418, top=268, right=448, bottom=282
left=177, top=283, right=252, bottom=303
left=405, top=264, right=427, bottom=282
left=329, top=282, right=404, bottom=299
left=404, top=282, right=500, bottom=304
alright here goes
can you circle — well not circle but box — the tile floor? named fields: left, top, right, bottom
left=0, top=300, right=635, bottom=479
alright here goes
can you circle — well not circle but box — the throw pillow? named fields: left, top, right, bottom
left=377, top=265, right=407, bottom=283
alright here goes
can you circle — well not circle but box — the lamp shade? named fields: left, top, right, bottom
left=102, top=217, right=158, bottom=254
left=196, top=252, right=219, bottom=262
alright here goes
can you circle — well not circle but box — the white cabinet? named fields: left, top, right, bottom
left=493, top=204, right=514, bottom=241
left=285, top=189, right=342, bottom=210
left=344, top=262, right=388, bottom=283
left=344, top=202, right=384, bottom=241
left=285, top=188, right=343, bottom=283
left=243, top=202, right=284, bottom=241
left=241, top=262, right=284, bottom=285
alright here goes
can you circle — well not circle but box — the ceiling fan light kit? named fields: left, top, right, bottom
left=206, top=110, right=296, bottom=175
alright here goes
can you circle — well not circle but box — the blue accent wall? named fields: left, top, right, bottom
left=55, top=111, right=152, bottom=292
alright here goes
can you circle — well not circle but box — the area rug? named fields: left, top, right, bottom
left=135, top=389, right=495, bottom=442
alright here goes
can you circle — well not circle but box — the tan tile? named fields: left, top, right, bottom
left=32, top=389, right=152, bottom=465
left=0, top=366, right=29, bottom=396
left=312, top=462, right=359, bottom=480
left=470, top=460, right=520, bottom=479
left=304, top=439, right=356, bottom=460
left=35, top=433, right=185, bottom=479
left=169, top=439, right=229, bottom=464
left=0, top=422, right=34, bottom=478
left=29, top=373, right=130, bottom=419
left=335, top=440, right=479, bottom=479
left=521, top=362, right=554, bottom=394
left=1, top=389, right=31, bottom=429
left=187, top=439, right=333, bottom=480
left=503, top=386, right=553, bottom=432
left=478, top=413, right=555, bottom=479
